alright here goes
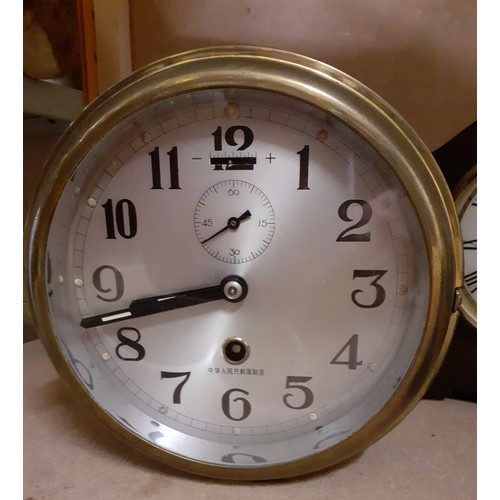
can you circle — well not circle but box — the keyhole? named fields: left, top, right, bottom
left=222, top=338, right=250, bottom=364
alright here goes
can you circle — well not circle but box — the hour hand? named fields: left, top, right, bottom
left=80, top=275, right=248, bottom=328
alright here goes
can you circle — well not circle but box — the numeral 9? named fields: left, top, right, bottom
left=92, top=265, right=124, bottom=302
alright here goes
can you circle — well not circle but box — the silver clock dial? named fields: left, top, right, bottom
left=27, top=47, right=461, bottom=480
left=49, top=87, right=427, bottom=445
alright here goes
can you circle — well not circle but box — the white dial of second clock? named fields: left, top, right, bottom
left=194, top=180, right=276, bottom=263
left=461, top=192, right=477, bottom=300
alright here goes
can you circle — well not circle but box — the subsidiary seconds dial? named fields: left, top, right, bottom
left=194, top=180, right=275, bottom=263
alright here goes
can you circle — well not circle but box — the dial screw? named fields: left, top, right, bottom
left=159, top=406, right=167, bottom=414
left=233, top=427, right=241, bottom=435
left=316, top=129, right=328, bottom=142
left=102, top=352, right=111, bottom=362
left=398, top=285, right=408, bottom=295
left=58, top=275, right=64, bottom=285
left=74, top=278, right=84, bottom=288
left=73, top=185, right=81, bottom=196
left=369, top=363, right=378, bottom=372
left=86, top=197, right=97, bottom=208
left=308, top=413, right=318, bottom=421
left=224, top=102, right=240, bottom=120
left=141, top=132, right=152, bottom=144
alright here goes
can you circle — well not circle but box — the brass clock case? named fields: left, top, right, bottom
left=25, top=46, right=463, bottom=480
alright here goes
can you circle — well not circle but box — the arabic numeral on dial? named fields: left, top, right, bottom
left=222, top=388, right=251, bottom=421
left=61, top=340, right=94, bottom=389
left=211, top=126, right=255, bottom=171
left=149, top=146, right=162, bottom=189
left=297, top=145, right=310, bottom=190
left=330, top=334, right=363, bottom=370
left=212, top=126, right=222, bottom=151
left=102, top=199, right=137, bottom=239
left=160, top=371, right=191, bottom=404
left=148, top=146, right=181, bottom=190
left=336, top=200, right=372, bottom=242
left=116, top=327, right=146, bottom=361
left=283, top=376, right=314, bottom=409
left=351, top=270, right=388, bottom=308
left=92, top=265, right=124, bottom=302
left=212, top=125, right=254, bottom=151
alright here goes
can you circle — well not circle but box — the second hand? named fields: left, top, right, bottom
left=201, top=210, right=252, bottom=244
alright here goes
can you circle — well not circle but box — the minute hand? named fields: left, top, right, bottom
left=80, top=275, right=248, bottom=329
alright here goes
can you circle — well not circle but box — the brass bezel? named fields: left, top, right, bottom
left=25, top=46, right=463, bottom=481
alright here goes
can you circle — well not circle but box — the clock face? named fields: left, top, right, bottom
left=461, top=194, right=477, bottom=299
left=456, top=170, right=477, bottom=327
left=29, top=48, right=461, bottom=480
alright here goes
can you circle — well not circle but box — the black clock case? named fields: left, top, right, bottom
left=425, top=121, right=477, bottom=402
